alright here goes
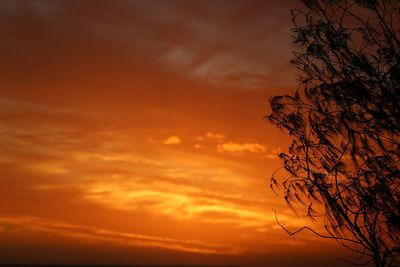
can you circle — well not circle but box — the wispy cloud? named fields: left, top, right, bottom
left=217, top=142, right=266, bottom=154
left=0, top=215, right=242, bottom=254
left=205, top=132, right=226, bottom=141
left=82, top=178, right=281, bottom=228
left=0, top=1, right=295, bottom=89
left=0, top=99, right=277, bottom=231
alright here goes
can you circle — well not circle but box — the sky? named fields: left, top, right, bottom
left=0, top=1, right=363, bottom=266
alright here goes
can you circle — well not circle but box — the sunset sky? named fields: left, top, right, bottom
left=0, top=1, right=358, bottom=266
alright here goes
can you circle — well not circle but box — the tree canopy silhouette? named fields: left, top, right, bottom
left=267, top=0, right=400, bottom=266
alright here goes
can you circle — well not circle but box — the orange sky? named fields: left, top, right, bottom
left=0, top=1, right=359, bottom=266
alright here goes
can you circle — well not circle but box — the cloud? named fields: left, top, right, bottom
left=190, top=52, right=275, bottom=88
left=0, top=97, right=288, bottom=233
left=82, top=179, right=277, bottom=228
left=0, top=1, right=295, bottom=90
left=217, top=142, right=266, bottom=154
left=161, top=46, right=196, bottom=69
left=0, top=215, right=242, bottom=255
left=163, top=136, right=182, bottom=145
left=195, top=132, right=225, bottom=143
left=194, top=144, right=202, bottom=149
left=205, top=132, right=225, bottom=141
left=0, top=102, right=277, bottom=229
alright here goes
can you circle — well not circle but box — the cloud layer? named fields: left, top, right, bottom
left=0, top=1, right=354, bottom=265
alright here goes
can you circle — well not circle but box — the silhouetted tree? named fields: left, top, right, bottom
left=268, top=0, right=400, bottom=266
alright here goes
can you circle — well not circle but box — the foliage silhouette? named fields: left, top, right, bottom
left=267, top=0, right=400, bottom=266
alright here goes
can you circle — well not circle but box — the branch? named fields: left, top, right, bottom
left=273, top=209, right=360, bottom=244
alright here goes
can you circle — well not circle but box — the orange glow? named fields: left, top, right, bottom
left=0, top=1, right=354, bottom=266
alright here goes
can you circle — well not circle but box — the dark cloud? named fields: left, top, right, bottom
left=0, top=0, right=296, bottom=89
